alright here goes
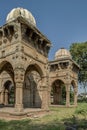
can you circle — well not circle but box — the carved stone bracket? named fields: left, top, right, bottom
left=14, top=68, right=25, bottom=83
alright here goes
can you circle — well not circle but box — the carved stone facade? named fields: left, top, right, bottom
left=0, top=8, right=79, bottom=112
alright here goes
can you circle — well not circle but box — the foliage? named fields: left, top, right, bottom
left=75, top=103, right=87, bottom=119
left=78, top=97, right=87, bottom=103
left=70, top=42, right=87, bottom=92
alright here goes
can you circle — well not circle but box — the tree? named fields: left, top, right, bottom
left=69, top=42, right=87, bottom=93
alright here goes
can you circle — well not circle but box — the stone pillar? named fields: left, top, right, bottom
left=4, top=90, right=9, bottom=105
left=48, top=89, right=51, bottom=105
left=0, top=90, right=4, bottom=104
left=66, top=84, right=70, bottom=107
left=14, top=68, right=25, bottom=112
left=41, top=85, right=49, bottom=110
left=0, top=92, right=1, bottom=104
left=15, top=82, right=23, bottom=111
left=74, top=87, right=78, bottom=106
left=41, top=74, right=49, bottom=110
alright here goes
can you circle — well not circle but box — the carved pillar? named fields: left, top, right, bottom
left=74, top=87, right=78, bottom=106
left=4, top=90, right=9, bottom=105
left=29, top=30, right=33, bottom=41
left=15, top=82, right=24, bottom=111
left=41, top=85, right=49, bottom=110
left=0, top=90, right=4, bottom=104
left=0, top=92, right=1, bottom=104
left=14, top=68, right=25, bottom=112
left=58, top=63, right=62, bottom=70
left=48, top=89, right=51, bottom=105
left=66, top=84, right=70, bottom=107
left=41, top=75, right=49, bottom=110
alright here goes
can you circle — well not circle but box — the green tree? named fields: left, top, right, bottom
left=70, top=42, right=87, bottom=93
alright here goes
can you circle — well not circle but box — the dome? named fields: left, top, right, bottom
left=55, top=48, right=72, bottom=60
left=6, top=7, right=36, bottom=26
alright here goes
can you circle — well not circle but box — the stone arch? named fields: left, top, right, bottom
left=23, top=64, right=43, bottom=108
left=25, top=63, right=44, bottom=77
left=0, top=61, right=15, bottom=106
left=51, top=79, right=66, bottom=105
left=0, top=61, right=14, bottom=80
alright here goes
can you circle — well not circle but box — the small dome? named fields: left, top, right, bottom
left=55, top=48, right=72, bottom=60
left=6, top=7, right=36, bottom=26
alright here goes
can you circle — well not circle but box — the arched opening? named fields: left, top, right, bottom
left=51, top=79, right=66, bottom=105
left=4, top=80, right=15, bottom=106
left=23, top=64, right=43, bottom=108
left=0, top=61, right=14, bottom=107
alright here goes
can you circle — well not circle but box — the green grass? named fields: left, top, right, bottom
left=0, top=103, right=87, bottom=130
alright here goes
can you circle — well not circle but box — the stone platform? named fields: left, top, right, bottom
left=0, top=107, right=49, bottom=120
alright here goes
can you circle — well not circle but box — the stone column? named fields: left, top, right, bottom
left=66, top=84, right=70, bottom=107
left=0, top=92, right=1, bottom=104
left=14, top=68, right=25, bottom=112
left=74, top=87, right=78, bottom=106
left=41, top=73, right=49, bottom=110
left=48, top=89, right=51, bottom=105
left=41, top=85, right=49, bottom=110
left=15, top=82, right=23, bottom=111
left=4, top=90, right=9, bottom=105
left=0, top=90, right=4, bottom=104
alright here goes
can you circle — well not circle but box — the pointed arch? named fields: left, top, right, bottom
left=0, top=61, right=15, bottom=106
left=51, top=79, right=66, bottom=105
left=25, top=63, right=44, bottom=77
left=0, top=61, right=14, bottom=80
left=23, top=63, right=43, bottom=108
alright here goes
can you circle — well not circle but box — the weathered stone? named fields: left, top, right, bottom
left=0, top=8, right=79, bottom=115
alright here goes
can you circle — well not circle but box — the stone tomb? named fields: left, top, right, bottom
left=0, top=8, right=79, bottom=119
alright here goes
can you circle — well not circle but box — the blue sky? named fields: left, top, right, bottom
left=0, top=0, right=87, bottom=93
left=0, top=0, right=87, bottom=60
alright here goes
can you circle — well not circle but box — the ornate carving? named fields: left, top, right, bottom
left=14, top=33, right=18, bottom=39
left=3, top=26, right=14, bottom=42
left=14, top=68, right=25, bottom=83
left=13, top=25, right=19, bottom=39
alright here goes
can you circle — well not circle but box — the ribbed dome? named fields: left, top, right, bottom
left=6, top=7, right=36, bottom=26
left=55, top=48, right=72, bottom=60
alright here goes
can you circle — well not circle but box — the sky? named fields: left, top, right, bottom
left=0, top=0, right=87, bottom=93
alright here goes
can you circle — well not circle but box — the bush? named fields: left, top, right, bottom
left=75, top=104, right=87, bottom=119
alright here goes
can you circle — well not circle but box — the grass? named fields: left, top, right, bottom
left=0, top=103, right=87, bottom=130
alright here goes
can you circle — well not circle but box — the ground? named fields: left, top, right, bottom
left=0, top=103, right=87, bottom=130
